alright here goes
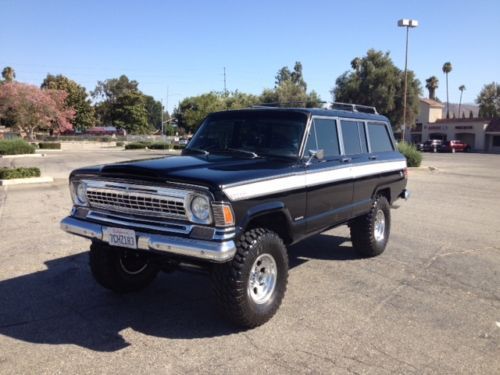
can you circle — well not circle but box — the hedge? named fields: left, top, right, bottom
left=149, top=142, right=172, bottom=150
left=38, top=142, right=61, bottom=149
left=125, top=142, right=151, bottom=150
left=0, top=167, right=41, bottom=179
left=173, top=144, right=186, bottom=150
left=0, top=139, right=36, bottom=155
left=397, top=142, right=422, bottom=167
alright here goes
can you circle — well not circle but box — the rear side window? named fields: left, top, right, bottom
left=368, top=122, right=393, bottom=152
left=341, top=120, right=368, bottom=155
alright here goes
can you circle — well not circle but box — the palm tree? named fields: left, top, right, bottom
left=1, top=66, right=15, bottom=82
left=458, top=85, right=466, bottom=118
left=425, top=76, right=439, bottom=100
left=442, top=62, right=453, bottom=118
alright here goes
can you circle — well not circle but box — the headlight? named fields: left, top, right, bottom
left=190, top=195, right=210, bottom=222
left=71, top=181, right=88, bottom=206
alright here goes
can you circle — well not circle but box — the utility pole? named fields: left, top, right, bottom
left=223, top=67, right=227, bottom=95
left=161, top=99, right=164, bottom=136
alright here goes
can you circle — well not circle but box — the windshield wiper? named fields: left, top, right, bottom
left=185, top=147, right=209, bottom=155
left=225, top=148, right=259, bottom=158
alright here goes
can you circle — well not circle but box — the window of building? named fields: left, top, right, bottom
left=368, top=122, right=394, bottom=152
left=493, top=136, right=500, bottom=147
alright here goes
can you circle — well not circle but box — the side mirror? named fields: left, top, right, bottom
left=306, top=149, right=324, bottom=165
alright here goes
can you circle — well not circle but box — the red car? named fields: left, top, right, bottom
left=439, top=140, right=471, bottom=153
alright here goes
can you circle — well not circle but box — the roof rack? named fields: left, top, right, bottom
left=251, top=101, right=327, bottom=109
left=331, top=102, right=378, bottom=114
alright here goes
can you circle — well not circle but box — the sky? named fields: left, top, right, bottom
left=1, top=0, right=499, bottom=113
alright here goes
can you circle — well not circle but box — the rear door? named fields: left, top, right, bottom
left=339, top=119, right=371, bottom=216
left=304, top=117, right=353, bottom=233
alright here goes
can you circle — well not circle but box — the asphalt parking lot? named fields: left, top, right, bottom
left=0, top=150, right=499, bottom=374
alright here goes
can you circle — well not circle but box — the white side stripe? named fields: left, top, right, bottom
left=223, top=160, right=406, bottom=201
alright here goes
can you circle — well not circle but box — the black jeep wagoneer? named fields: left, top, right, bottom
left=61, top=105, right=409, bottom=327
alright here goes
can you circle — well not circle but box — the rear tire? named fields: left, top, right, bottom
left=350, top=196, right=391, bottom=257
left=89, top=242, right=159, bottom=293
left=211, top=228, right=288, bottom=328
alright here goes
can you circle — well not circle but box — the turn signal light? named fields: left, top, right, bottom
left=223, top=205, right=234, bottom=225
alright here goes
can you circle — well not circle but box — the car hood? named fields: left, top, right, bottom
left=72, top=155, right=301, bottom=190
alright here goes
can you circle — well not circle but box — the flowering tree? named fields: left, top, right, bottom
left=0, top=82, right=74, bottom=139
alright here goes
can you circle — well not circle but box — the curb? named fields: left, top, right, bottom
left=0, top=176, right=54, bottom=186
left=0, top=153, right=44, bottom=159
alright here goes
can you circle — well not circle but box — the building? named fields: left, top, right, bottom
left=411, top=98, right=499, bottom=152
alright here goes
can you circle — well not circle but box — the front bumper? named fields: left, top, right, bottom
left=60, top=216, right=236, bottom=263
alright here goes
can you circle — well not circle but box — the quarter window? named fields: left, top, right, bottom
left=306, top=118, right=340, bottom=158
left=368, top=122, right=393, bottom=152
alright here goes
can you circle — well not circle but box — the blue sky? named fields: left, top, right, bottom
left=1, top=0, right=499, bottom=113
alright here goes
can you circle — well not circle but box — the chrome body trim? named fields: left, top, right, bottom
left=60, top=216, right=236, bottom=263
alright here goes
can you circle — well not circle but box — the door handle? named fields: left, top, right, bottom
left=341, top=157, right=352, bottom=163
left=368, top=155, right=377, bottom=160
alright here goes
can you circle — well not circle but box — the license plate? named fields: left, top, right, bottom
left=104, top=227, right=137, bottom=249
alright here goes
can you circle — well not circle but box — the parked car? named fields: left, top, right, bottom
left=439, top=140, right=471, bottom=153
left=61, top=105, right=409, bottom=328
left=421, top=139, right=442, bottom=152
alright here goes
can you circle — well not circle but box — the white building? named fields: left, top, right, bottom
left=411, top=98, right=499, bottom=152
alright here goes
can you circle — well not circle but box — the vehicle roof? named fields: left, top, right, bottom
left=210, top=107, right=390, bottom=123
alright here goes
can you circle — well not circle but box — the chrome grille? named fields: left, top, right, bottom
left=84, top=181, right=188, bottom=220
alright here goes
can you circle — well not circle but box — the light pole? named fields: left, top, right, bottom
left=398, top=18, right=418, bottom=142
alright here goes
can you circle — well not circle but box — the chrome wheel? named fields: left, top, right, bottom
left=248, top=254, right=277, bottom=304
left=119, top=252, right=149, bottom=275
left=374, top=209, right=385, bottom=242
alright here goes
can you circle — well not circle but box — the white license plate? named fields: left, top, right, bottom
left=104, top=227, right=137, bottom=249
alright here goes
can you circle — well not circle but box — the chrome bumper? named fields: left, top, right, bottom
left=60, top=216, right=236, bottom=263
left=400, top=189, right=410, bottom=200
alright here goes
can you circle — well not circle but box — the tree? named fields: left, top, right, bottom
left=143, top=95, right=163, bottom=130
left=92, top=75, right=157, bottom=133
left=41, top=74, right=95, bottom=130
left=458, top=85, right=466, bottom=119
left=265, top=62, right=321, bottom=107
left=332, top=49, right=421, bottom=130
left=0, top=82, right=74, bottom=139
left=442, top=62, right=453, bottom=118
left=476, top=82, right=500, bottom=118
left=112, top=92, right=151, bottom=134
left=425, top=76, right=439, bottom=100
left=1, top=66, right=15, bottom=83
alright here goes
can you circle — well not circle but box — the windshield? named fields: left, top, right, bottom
left=186, top=111, right=308, bottom=158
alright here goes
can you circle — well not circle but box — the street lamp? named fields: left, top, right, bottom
left=398, top=18, right=418, bottom=142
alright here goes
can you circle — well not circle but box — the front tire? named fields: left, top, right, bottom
left=89, top=242, right=159, bottom=293
left=350, top=195, right=391, bottom=257
left=211, top=228, right=288, bottom=328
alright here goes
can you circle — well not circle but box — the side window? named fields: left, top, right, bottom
left=368, top=122, right=393, bottom=152
left=304, top=122, right=317, bottom=152
left=311, top=118, right=340, bottom=158
left=341, top=120, right=367, bottom=155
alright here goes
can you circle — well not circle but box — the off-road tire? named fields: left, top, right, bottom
left=89, top=242, right=159, bottom=293
left=350, top=195, right=391, bottom=257
left=211, top=228, right=288, bottom=328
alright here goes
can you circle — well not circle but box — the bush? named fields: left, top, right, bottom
left=149, top=142, right=172, bottom=150
left=116, top=141, right=124, bottom=147
left=397, top=142, right=422, bottom=167
left=173, top=144, right=186, bottom=150
left=124, top=142, right=151, bottom=150
left=0, top=139, right=36, bottom=155
left=0, top=167, right=41, bottom=179
left=38, top=142, right=61, bottom=149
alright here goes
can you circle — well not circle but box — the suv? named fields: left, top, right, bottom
left=61, top=105, right=409, bottom=328
left=421, top=139, right=442, bottom=152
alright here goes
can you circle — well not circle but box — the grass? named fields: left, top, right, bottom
left=0, top=139, right=36, bottom=155
left=0, top=167, right=41, bottom=179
